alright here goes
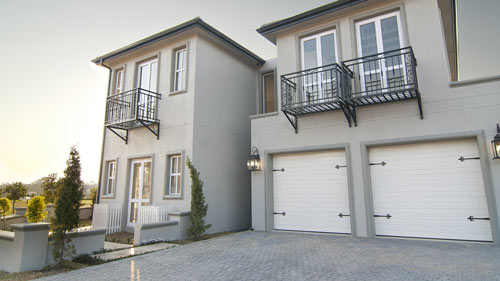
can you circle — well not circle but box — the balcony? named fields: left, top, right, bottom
left=105, top=88, right=161, bottom=143
left=280, top=47, right=422, bottom=132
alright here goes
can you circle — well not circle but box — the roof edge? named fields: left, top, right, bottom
left=92, top=18, right=264, bottom=66
left=257, top=0, right=367, bottom=37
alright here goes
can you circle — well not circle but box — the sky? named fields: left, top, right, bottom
left=0, top=0, right=334, bottom=184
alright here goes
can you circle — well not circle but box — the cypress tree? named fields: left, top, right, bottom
left=186, top=157, right=211, bottom=241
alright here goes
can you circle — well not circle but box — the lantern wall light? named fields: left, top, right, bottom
left=492, top=124, right=500, bottom=160
left=247, top=146, right=261, bottom=171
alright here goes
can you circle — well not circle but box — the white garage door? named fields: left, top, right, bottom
left=370, top=139, right=492, bottom=241
left=273, top=150, right=351, bottom=233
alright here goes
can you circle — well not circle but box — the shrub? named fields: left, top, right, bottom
left=72, top=254, right=105, bottom=265
left=25, top=196, right=48, bottom=223
left=186, top=158, right=211, bottom=241
left=0, top=197, right=11, bottom=230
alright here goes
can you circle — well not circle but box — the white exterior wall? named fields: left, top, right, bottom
left=251, top=0, right=500, bottom=243
left=192, top=35, right=257, bottom=233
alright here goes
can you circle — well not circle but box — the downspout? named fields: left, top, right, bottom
left=96, top=59, right=112, bottom=204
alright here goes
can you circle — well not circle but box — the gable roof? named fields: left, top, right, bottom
left=257, top=0, right=367, bottom=44
left=93, top=18, right=265, bottom=66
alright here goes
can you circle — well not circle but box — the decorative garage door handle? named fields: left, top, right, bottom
left=273, top=168, right=285, bottom=172
left=370, top=161, right=387, bottom=166
left=467, top=216, right=489, bottom=221
left=273, top=211, right=286, bottom=216
left=338, top=213, right=350, bottom=218
left=458, top=156, right=480, bottom=162
left=374, top=214, right=392, bottom=219
left=335, top=165, right=347, bottom=169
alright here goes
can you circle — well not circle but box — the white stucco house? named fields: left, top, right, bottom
left=93, top=18, right=264, bottom=233
left=250, top=0, right=500, bottom=244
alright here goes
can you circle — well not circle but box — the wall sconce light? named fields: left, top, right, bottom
left=492, top=124, right=500, bottom=160
left=247, top=146, right=261, bottom=171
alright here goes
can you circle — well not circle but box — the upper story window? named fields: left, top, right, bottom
left=103, top=160, right=116, bottom=197
left=137, top=58, right=158, bottom=92
left=301, top=29, right=338, bottom=70
left=261, top=71, right=276, bottom=113
left=173, top=47, right=187, bottom=92
left=113, top=69, right=124, bottom=95
left=356, top=11, right=404, bottom=57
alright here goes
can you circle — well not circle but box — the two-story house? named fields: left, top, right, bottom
left=250, top=0, right=500, bottom=244
left=93, top=18, right=264, bottom=233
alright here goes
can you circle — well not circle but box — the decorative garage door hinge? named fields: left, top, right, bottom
left=370, top=161, right=387, bottom=166
left=273, top=168, right=285, bottom=172
left=467, top=216, right=489, bottom=221
left=374, top=214, right=392, bottom=219
left=458, top=156, right=480, bottom=162
left=338, top=213, right=350, bottom=218
left=273, top=211, right=286, bottom=216
left=335, top=164, right=347, bottom=169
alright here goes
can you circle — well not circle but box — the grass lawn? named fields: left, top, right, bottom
left=0, top=262, right=88, bottom=281
left=3, top=200, right=91, bottom=216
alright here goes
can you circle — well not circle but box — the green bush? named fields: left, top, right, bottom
left=0, top=197, right=11, bottom=230
left=186, top=158, right=211, bottom=241
left=72, top=254, right=105, bottom=265
left=25, top=196, right=48, bottom=223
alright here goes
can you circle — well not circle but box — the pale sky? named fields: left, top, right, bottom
left=0, top=0, right=334, bottom=184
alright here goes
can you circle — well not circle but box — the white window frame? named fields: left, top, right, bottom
left=173, top=47, right=187, bottom=92
left=114, top=69, right=124, bottom=95
left=166, top=154, right=182, bottom=197
left=355, top=11, right=406, bottom=93
left=103, top=161, right=116, bottom=197
left=261, top=71, right=276, bottom=113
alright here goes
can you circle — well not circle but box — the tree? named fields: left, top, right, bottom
left=4, top=182, right=27, bottom=213
left=89, top=187, right=97, bottom=219
left=0, top=198, right=11, bottom=230
left=186, top=158, right=211, bottom=241
left=25, top=196, right=48, bottom=223
left=51, top=146, right=84, bottom=268
left=42, top=173, right=59, bottom=203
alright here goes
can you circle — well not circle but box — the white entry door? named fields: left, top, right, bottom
left=370, top=139, right=492, bottom=241
left=273, top=150, right=351, bottom=233
left=127, top=159, right=152, bottom=226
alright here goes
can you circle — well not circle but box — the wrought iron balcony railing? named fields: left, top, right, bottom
left=105, top=88, right=161, bottom=143
left=280, top=47, right=422, bottom=132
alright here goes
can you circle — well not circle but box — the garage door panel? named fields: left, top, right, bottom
left=274, top=150, right=351, bottom=234
left=370, top=139, right=493, bottom=241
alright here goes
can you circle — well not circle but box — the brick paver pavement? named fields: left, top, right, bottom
left=37, top=231, right=500, bottom=281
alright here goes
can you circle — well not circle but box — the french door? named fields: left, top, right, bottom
left=356, top=11, right=406, bottom=94
left=300, top=29, right=338, bottom=103
left=127, top=159, right=152, bottom=226
left=137, top=59, right=158, bottom=119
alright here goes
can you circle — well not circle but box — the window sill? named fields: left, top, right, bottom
left=163, top=195, right=182, bottom=200
left=101, top=195, right=115, bottom=199
left=449, top=74, right=500, bottom=88
left=169, top=90, right=187, bottom=96
left=249, top=111, right=279, bottom=120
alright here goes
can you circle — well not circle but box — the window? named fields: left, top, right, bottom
left=173, top=47, right=187, bottom=92
left=261, top=71, right=276, bottom=113
left=137, top=59, right=158, bottom=92
left=113, top=69, right=123, bottom=95
left=104, top=161, right=116, bottom=196
left=167, top=155, right=182, bottom=196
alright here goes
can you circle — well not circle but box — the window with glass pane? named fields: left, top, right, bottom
left=262, top=72, right=276, bottom=113
left=174, top=48, right=187, bottom=92
left=104, top=161, right=116, bottom=196
left=114, top=69, right=123, bottom=95
left=168, top=155, right=182, bottom=195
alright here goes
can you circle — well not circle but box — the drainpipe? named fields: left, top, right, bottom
left=95, top=59, right=112, bottom=204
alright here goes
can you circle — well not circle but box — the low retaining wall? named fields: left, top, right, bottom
left=0, top=223, right=105, bottom=273
left=133, top=211, right=190, bottom=246
left=2, top=215, right=27, bottom=230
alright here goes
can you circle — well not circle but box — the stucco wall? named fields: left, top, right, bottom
left=192, top=34, right=257, bottom=233
left=250, top=0, right=500, bottom=242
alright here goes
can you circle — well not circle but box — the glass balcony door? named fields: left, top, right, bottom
left=127, top=159, right=152, bottom=226
left=356, top=11, right=406, bottom=94
left=300, top=29, right=338, bottom=104
left=137, top=59, right=158, bottom=120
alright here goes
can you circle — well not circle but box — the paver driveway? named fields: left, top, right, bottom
left=38, top=231, right=500, bottom=281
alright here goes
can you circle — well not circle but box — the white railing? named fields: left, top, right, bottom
left=137, top=205, right=173, bottom=225
left=92, top=204, right=122, bottom=234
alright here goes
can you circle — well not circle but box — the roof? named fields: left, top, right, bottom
left=92, top=18, right=265, bottom=65
left=257, top=0, right=368, bottom=44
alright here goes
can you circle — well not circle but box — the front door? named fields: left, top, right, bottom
left=137, top=59, right=158, bottom=120
left=127, top=159, right=152, bottom=226
left=356, top=11, right=406, bottom=94
left=300, top=30, right=338, bottom=103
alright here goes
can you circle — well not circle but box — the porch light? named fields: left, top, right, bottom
left=492, top=124, right=500, bottom=160
left=247, top=147, right=261, bottom=171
